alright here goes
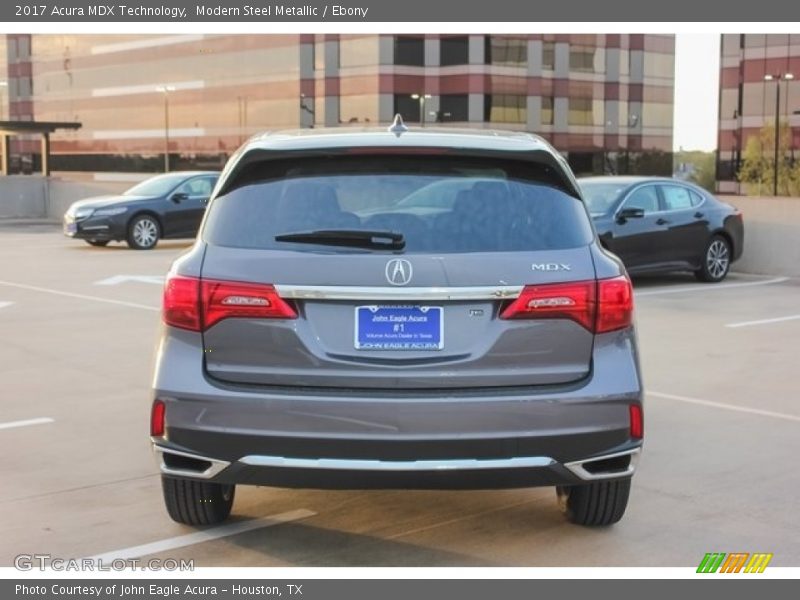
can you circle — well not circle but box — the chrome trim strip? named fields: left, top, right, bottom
left=274, top=285, right=524, bottom=301
left=563, top=448, right=640, bottom=481
left=239, top=454, right=555, bottom=472
left=152, top=445, right=231, bottom=479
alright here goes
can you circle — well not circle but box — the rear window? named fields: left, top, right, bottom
left=203, top=156, right=593, bottom=253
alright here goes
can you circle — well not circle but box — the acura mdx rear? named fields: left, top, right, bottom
left=150, top=121, right=644, bottom=527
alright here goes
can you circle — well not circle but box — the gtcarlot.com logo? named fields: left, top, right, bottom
left=697, top=552, right=773, bottom=573
left=14, top=554, right=194, bottom=571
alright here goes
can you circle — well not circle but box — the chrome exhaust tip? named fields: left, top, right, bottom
left=152, top=445, right=230, bottom=479
left=563, top=448, right=640, bottom=481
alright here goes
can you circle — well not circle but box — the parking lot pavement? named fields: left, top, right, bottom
left=1, top=225, right=798, bottom=567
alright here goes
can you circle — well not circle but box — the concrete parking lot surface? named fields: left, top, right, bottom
left=1, top=225, right=798, bottom=567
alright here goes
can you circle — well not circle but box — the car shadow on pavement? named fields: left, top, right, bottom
left=207, top=520, right=499, bottom=567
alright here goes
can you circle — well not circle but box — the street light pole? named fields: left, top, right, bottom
left=156, top=85, right=175, bottom=172
left=411, top=93, right=432, bottom=127
left=764, top=73, right=794, bottom=196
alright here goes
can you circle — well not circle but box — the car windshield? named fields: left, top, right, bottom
left=578, top=181, right=629, bottom=215
left=203, top=156, right=593, bottom=253
left=123, top=174, right=193, bottom=197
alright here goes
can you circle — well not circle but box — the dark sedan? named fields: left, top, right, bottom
left=64, top=171, right=219, bottom=249
left=578, top=176, right=744, bottom=282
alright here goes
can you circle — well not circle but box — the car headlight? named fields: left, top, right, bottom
left=93, top=206, right=128, bottom=217
left=73, top=207, right=95, bottom=219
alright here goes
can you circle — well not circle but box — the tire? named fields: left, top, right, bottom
left=161, top=476, right=235, bottom=526
left=556, top=478, right=631, bottom=526
left=695, top=235, right=731, bottom=283
left=127, top=214, right=160, bottom=250
left=85, top=240, right=109, bottom=247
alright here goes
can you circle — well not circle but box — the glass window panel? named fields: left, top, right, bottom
left=542, top=42, right=555, bottom=70
left=440, top=36, right=469, bottom=66
left=541, top=96, right=554, bottom=125
left=485, top=94, right=526, bottom=123
left=439, top=94, right=469, bottom=122
left=486, top=37, right=526, bottom=67
left=393, top=36, right=424, bottom=67
left=569, top=46, right=604, bottom=73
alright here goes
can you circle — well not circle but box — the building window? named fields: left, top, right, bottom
left=485, top=37, right=526, bottom=67
left=440, top=36, right=469, bottom=66
left=438, top=94, right=469, bottom=122
left=569, top=97, right=602, bottom=126
left=542, top=41, right=555, bottom=70
left=569, top=45, right=602, bottom=73
left=541, top=96, right=554, bottom=125
left=485, top=94, right=526, bottom=123
left=394, top=36, right=424, bottom=67
left=394, top=94, right=421, bottom=122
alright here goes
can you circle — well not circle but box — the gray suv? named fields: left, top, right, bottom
left=150, top=120, right=644, bottom=528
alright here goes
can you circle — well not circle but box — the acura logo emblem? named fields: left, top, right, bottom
left=385, top=258, right=413, bottom=286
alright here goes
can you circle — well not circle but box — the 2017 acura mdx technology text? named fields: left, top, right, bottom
left=150, top=118, right=644, bottom=528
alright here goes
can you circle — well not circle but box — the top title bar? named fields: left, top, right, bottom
left=3, top=0, right=799, bottom=22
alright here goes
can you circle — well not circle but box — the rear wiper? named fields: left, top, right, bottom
left=275, top=229, right=405, bottom=251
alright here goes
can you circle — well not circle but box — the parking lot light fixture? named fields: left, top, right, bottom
left=763, top=73, right=794, bottom=196
left=156, top=85, right=176, bottom=172
left=411, top=93, right=433, bottom=127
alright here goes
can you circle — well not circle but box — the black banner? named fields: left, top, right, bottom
left=3, top=0, right=799, bottom=22
left=4, top=579, right=799, bottom=600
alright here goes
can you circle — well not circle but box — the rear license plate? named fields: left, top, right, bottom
left=355, top=305, right=443, bottom=350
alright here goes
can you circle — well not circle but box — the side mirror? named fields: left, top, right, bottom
left=617, top=207, right=645, bottom=223
left=170, top=192, right=189, bottom=204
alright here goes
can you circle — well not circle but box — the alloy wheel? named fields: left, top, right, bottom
left=706, top=239, right=730, bottom=280
left=133, top=218, right=158, bottom=248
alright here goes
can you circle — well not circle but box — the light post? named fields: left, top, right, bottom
left=411, top=93, right=432, bottom=127
left=763, top=73, right=794, bottom=196
left=156, top=85, right=175, bottom=172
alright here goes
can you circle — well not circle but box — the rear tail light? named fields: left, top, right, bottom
left=163, top=275, right=297, bottom=332
left=629, top=404, right=644, bottom=439
left=150, top=399, right=166, bottom=437
left=595, top=276, right=634, bottom=333
left=500, top=281, right=595, bottom=330
left=500, top=275, right=633, bottom=333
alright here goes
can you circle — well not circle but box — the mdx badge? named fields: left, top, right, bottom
left=385, top=258, right=413, bottom=285
left=531, top=263, right=572, bottom=271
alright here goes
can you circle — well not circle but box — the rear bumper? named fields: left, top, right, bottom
left=152, top=444, right=640, bottom=489
left=151, top=327, right=644, bottom=490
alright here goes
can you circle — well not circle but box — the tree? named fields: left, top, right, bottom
left=737, top=122, right=800, bottom=196
left=674, top=150, right=716, bottom=192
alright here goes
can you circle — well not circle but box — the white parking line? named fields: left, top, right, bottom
left=649, top=391, right=800, bottom=423
left=635, top=277, right=788, bottom=297
left=87, top=508, right=316, bottom=562
left=0, top=280, right=158, bottom=312
left=725, top=314, right=800, bottom=328
left=0, top=417, right=55, bottom=431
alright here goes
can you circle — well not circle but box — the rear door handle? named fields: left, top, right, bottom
left=694, top=212, right=705, bottom=219
left=655, top=218, right=670, bottom=226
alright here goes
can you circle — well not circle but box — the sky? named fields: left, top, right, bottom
left=672, top=33, right=721, bottom=152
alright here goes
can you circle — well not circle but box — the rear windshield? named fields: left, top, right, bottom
left=203, top=156, right=593, bottom=253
